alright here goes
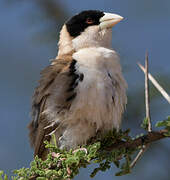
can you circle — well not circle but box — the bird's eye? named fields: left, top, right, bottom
left=86, top=18, right=94, bottom=24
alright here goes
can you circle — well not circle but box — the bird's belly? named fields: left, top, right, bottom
left=57, top=68, right=123, bottom=149
left=68, top=67, right=120, bottom=131
left=68, top=47, right=124, bottom=131
left=54, top=47, right=127, bottom=148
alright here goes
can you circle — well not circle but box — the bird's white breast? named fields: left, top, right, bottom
left=69, top=47, right=127, bottom=131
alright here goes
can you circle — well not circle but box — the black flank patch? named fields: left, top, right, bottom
left=72, top=82, right=78, bottom=88
left=69, top=60, right=77, bottom=75
left=69, top=74, right=79, bottom=87
left=71, top=74, right=80, bottom=82
left=69, top=69, right=76, bottom=75
left=69, top=59, right=77, bottom=69
left=79, top=73, right=84, bottom=81
left=66, top=59, right=84, bottom=96
left=66, top=93, right=77, bottom=102
left=112, top=96, right=115, bottom=104
left=67, top=82, right=79, bottom=92
left=108, top=72, right=112, bottom=79
left=67, top=87, right=74, bottom=92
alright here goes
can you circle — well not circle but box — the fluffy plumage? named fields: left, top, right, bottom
left=28, top=10, right=127, bottom=159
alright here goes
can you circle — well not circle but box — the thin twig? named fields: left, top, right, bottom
left=145, top=52, right=152, bottom=132
left=138, top=63, right=170, bottom=104
left=130, top=52, right=151, bottom=168
left=130, top=147, right=146, bottom=168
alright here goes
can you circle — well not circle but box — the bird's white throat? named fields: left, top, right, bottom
left=57, top=25, right=112, bottom=60
left=72, top=26, right=112, bottom=51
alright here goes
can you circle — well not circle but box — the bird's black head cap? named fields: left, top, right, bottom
left=66, top=10, right=104, bottom=37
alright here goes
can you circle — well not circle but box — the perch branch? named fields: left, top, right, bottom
left=106, top=129, right=168, bottom=151
left=29, top=129, right=169, bottom=180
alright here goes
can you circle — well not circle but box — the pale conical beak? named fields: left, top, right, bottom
left=99, top=13, right=124, bottom=30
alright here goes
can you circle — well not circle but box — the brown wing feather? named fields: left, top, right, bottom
left=28, top=59, right=72, bottom=158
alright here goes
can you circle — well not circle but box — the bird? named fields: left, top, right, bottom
left=28, top=10, right=127, bottom=159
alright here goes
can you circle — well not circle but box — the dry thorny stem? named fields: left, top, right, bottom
left=145, top=52, right=152, bottom=132
left=138, top=63, right=170, bottom=104
left=130, top=52, right=151, bottom=168
left=131, top=52, right=170, bottom=169
left=135, top=52, right=170, bottom=169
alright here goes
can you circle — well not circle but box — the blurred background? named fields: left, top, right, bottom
left=0, top=0, right=170, bottom=179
